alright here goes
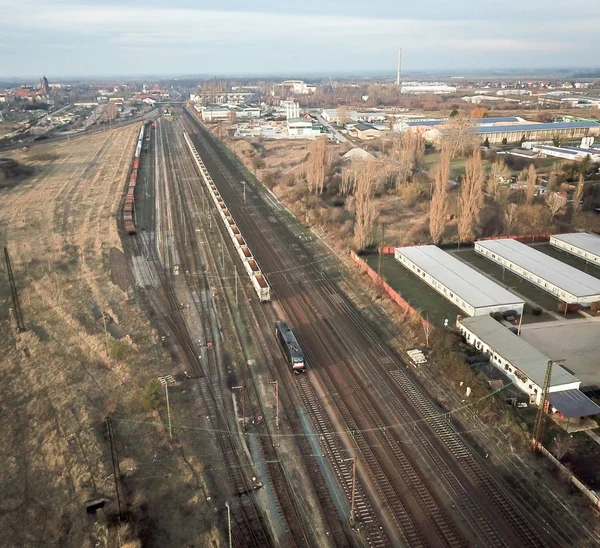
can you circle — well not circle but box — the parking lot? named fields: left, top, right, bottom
left=520, top=318, right=600, bottom=389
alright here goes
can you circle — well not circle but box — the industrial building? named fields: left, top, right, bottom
left=394, top=245, right=524, bottom=317
left=457, top=316, right=600, bottom=418
left=550, top=233, right=600, bottom=266
left=475, top=239, right=600, bottom=305
left=402, top=116, right=600, bottom=144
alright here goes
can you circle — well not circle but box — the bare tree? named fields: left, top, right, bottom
left=305, top=136, right=329, bottom=194
left=573, top=174, right=584, bottom=219
left=429, top=146, right=449, bottom=244
left=353, top=160, right=378, bottom=250
left=442, top=116, right=479, bottom=158
left=422, top=315, right=433, bottom=347
left=337, top=104, right=348, bottom=126
left=486, top=159, right=511, bottom=200
left=457, top=150, right=484, bottom=242
left=552, top=433, right=574, bottom=462
left=547, top=170, right=559, bottom=193
left=546, top=192, right=567, bottom=221
left=526, top=164, right=537, bottom=205
left=503, top=202, right=519, bottom=235
left=340, top=159, right=359, bottom=196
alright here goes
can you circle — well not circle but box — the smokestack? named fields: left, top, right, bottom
left=396, top=48, right=402, bottom=87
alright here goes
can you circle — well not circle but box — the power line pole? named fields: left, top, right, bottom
left=350, top=456, right=357, bottom=524
left=232, top=385, right=246, bottom=431
left=225, top=501, right=232, bottom=548
left=235, top=267, right=238, bottom=306
left=165, top=382, right=173, bottom=440
left=269, top=380, right=279, bottom=428
left=4, top=247, right=26, bottom=332
left=532, top=360, right=556, bottom=450
left=377, top=223, right=385, bottom=297
left=106, top=417, right=124, bottom=519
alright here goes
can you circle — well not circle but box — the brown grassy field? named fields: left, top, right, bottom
left=0, top=128, right=222, bottom=547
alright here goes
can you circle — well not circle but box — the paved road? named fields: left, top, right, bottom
left=315, top=113, right=349, bottom=143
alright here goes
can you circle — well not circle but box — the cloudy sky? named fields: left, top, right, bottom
left=0, top=0, right=598, bottom=78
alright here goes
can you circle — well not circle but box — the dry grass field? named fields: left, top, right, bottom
left=0, top=128, right=222, bottom=547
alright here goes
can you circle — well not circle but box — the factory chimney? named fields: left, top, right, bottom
left=396, top=48, right=402, bottom=88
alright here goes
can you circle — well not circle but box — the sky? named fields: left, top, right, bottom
left=0, top=0, right=599, bottom=79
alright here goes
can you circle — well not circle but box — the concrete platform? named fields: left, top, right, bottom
left=520, top=318, right=600, bottom=389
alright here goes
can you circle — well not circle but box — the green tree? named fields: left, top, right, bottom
left=483, top=137, right=490, bottom=148
left=140, top=379, right=163, bottom=411
left=449, top=108, right=459, bottom=117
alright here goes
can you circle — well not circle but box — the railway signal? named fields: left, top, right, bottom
left=225, top=501, right=232, bottom=548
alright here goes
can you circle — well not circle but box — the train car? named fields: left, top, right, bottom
left=275, top=321, right=305, bottom=373
left=124, top=220, right=137, bottom=235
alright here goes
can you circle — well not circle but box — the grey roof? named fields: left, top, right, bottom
left=467, top=121, right=599, bottom=134
left=547, top=390, right=600, bottom=418
left=536, top=145, right=580, bottom=156
left=395, top=245, right=524, bottom=310
left=354, top=122, right=377, bottom=131
left=407, top=116, right=520, bottom=128
left=475, top=239, right=600, bottom=299
left=550, top=233, right=600, bottom=260
left=460, top=316, right=579, bottom=388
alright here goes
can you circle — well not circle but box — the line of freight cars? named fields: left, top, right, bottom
left=183, top=131, right=271, bottom=302
left=123, top=122, right=154, bottom=234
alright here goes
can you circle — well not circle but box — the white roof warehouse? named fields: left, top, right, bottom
left=550, top=233, right=600, bottom=267
left=475, top=239, right=600, bottom=305
left=394, top=245, right=524, bottom=317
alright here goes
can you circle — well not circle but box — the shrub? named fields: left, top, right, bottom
left=140, top=379, right=163, bottom=411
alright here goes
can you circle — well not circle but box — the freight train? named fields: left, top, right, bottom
left=275, top=321, right=306, bottom=373
left=123, top=122, right=152, bottom=235
left=183, top=131, right=272, bottom=302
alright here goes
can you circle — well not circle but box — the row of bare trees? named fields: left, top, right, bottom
left=305, top=136, right=330, bottom=194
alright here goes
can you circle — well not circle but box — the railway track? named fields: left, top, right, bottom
left=127, top=118, right=272, bottom=547
left=172, top=117, right=355, bottom=547
left=181, top=108, right=563, bottom=547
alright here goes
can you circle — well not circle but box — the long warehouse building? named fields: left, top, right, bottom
left=458, top=316, right=600, bottom=419
left=550, top=232, right=600, bottom=267
left=475, top=239, right=600, bottom=305
left=395, top=245, right=524, bottom=317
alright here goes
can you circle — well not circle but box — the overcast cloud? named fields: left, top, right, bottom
left=0, top=0, right=598, bottom=78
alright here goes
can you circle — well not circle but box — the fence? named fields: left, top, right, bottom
left=535, top=441, right=600, bottom=509
left=350, top=250, right=432, bottom=330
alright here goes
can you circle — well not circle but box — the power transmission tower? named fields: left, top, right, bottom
left=4, top=247, right=26, bottom=332
left=106, top=417, right=125, bottom=519
left=532, top=360, right=554, bottom=450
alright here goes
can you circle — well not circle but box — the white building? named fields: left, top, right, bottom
left=550, top=233, right=600, bottom=266
left=233, top=106, right=261, bottom=119
left=394, top=245, right=524, bottom=317
left=287, top=118, right=321, bottom=138
left=400, top=82, right=457, bottom=94
left=475, top=239, right=600, bottom=305
left=272, top=80, right=316, bottom=96
left=321, top=108, right=387, bottom=124
left=532, top=144, right=600, bottom=163
left=282, top=101, right=300, bottom=119
left=458, top=316, right=580, bottom=405
left=198, top=106, right=230, bottom=122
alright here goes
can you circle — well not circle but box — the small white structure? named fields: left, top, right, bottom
left=394, top=245, right=524, bottom=317
left=550, top=233, right=600, bottom=266
left=199, top=106, right=230, bottom=122
left=287, top=118, right=321, bottom=138
left=475, top=238, right=600, bottom=305
left=458, top=316, right=580, bottom=405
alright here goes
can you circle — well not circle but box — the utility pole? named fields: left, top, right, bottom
left=350, top=456, right=357, bottom=524
left=235, top=267, right=238, bottom=306
left=106, top=417, right=124, bottom=519
left=232, top=385, right=246, bottom=430
left=269, top=380, right=279, bottom=428
left=377, top=223, right=385, bottom=297
left=4, top=247, right=26, bottom=332
left=532, top=360, right=562, bottom=450
left=242, top=181, right=246, bottom=209
left=225, top=501, right=232, bottom=548
left=165, top=382, right=173, bottom=440
left=102, top=313, right=110, bottom=359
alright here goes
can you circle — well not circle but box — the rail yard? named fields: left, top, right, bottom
left=116, top=106, right=600, bottom=547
